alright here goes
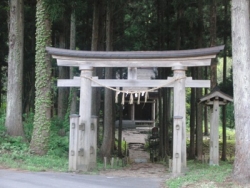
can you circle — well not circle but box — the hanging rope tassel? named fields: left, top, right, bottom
left=144, top=92, right=149, bottom=103
left=137, top=92, right=140, bottom=104
left=129, top=93, right=134, bottom=104
left=115, top=91, right=120, bottom=103
left=121, top=93, right=125, bottom=105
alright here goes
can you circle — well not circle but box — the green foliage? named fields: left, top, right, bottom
left=0, top=115, right=68, bottom=171
left=23, top=113, right=34, bottom=142
left=0, top=124, right=6, bottom=136
left=47, top=117, right=69, bottom=157
left=44, top=0, right=83, bottom=22
left=115, top=139, right=127, bottom=155
left=1, top=136, right=28, bottom=152
left=166, top=161, right=233, bottom=188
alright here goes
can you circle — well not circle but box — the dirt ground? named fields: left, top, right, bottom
left=99, top=128, right=170, bottom=185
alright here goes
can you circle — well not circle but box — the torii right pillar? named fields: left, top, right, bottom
left=172, top=66, right=187, bottom=175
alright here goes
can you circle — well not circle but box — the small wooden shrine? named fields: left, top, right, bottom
left=200, top=87, right=233, bottom=165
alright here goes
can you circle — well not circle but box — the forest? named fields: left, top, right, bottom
left=0, top=0, right=250, bottom=187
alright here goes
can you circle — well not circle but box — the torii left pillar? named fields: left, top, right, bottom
left=68, top=66, right=97, bottom=172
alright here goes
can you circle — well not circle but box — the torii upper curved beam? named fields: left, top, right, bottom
left=46, top=45, right=224, bottom=68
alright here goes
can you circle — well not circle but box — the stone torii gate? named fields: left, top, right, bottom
left=46, top=45, right=224, bottom=175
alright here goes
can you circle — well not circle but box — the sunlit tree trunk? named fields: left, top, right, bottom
left=231, top=0, right=250, bottom=183
left=30, top=0, right=52, bottom=155
left=5, top=0, right=24, bottom=137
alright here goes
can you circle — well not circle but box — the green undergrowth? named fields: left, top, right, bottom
left=0, top=133, right=68, bottom=171
left=0, top=114, right=69, bottom=172
left=0, top=112, right=128, bottom=173
left=166, top=161, right=233, bottom=188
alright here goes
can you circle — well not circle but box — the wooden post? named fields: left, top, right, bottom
left=78, top=66, right=93, bottom=171
left=172, top=116, right=183, bottom=174
left=128, top=67, right=137, bottom=80
left=169, top=159, right=172, bottom=171
left=104, top=157, right=107, bottom=170
left=152, top=100, right=156, bottom=127
left=210, top=98, right=220, bottom=165
left=172, top=66, right=187, bottom=174
left=111, top=157, right=114, bottom=168
left=89, top=115, right=98, bottom=170
left=131, top=103, right=135, bottom=121
left=69, top=114, right=80, bottom=171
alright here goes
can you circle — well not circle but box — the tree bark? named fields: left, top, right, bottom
left=196, top=0, right=204, bottom=160
left=5, top=0, right=24, bottom=137
left=69, top=6, right=78, bottom=115
left=210, top=0, right=217, bottom=89
left=30, top=0, right=52, bottom=155
left=189, top=69, right=196, bottom=159
left=100, top=0, right=114, bottom=159
left=196, top=71, right=203, bottom=160
left=165, top=87, right=171, bottom=156
left=204, top=67, right=209, bottom=136
left=231, top=0, right=250, bottom=183
left=221, top=0, right=228, bottom=161
left=158, top=87, right=163, bottom=157
left=91, top=0, right=100, bottom=117
left=57, top=33, right=69, bottom=119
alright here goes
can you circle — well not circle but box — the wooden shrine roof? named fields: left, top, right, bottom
left=200, top=87, right=233, bottom=105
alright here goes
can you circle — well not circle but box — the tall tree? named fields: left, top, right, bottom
left=91, top=0, right=101, bottom=117
left=23, top=0, right=36, bottom=115
left=5, top=0, right=24, bottom=136
left=57, top=19, right=69, bottom=119
left=189, top=82, right=196, bottom=159
left=100, top=0, right=114, bottom=159
left=0, top=2, right=8, bottom=108
left=30, top=0, right=52, bottom=155
left=221, top=0, right=229, bottom=161
left=231, top=0, right=250, bottom=183
left=196, top=0, right=204, bottom=161
left=69, top=4, right=77, bottom=114
left=210, top=0, right=217, bottom=89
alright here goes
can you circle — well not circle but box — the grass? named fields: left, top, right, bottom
left=0, top=125, right=68, bottom=172
left=0, top=138, right=125, bottom=173
left=0, top=149, right=68, bottom=171
left=166, top=161, right=234, bottom=188
left=166, top=127, right=237, bottom=188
